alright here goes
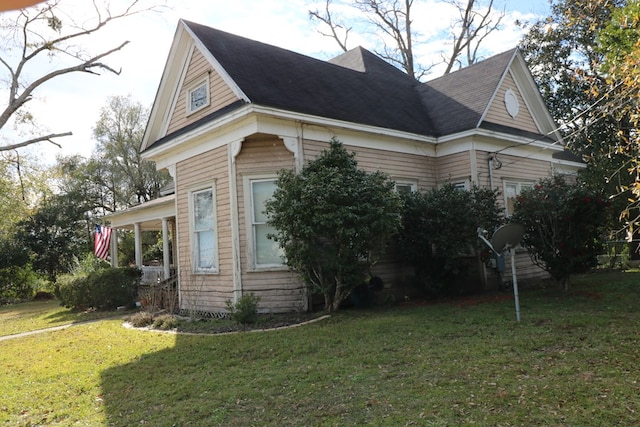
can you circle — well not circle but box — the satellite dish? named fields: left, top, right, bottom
left=488, top=222, right=526, bottom=323
left=491, top=223, right=525, bottom=253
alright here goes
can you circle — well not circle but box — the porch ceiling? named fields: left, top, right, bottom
left=105, top=194, right=175, bottom=231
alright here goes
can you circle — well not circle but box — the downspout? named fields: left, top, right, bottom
left=488, top=154, right=494, bottom=191
left=229, top=139, right=243, bottom=304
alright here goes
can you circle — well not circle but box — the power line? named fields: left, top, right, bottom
left=493, top=79, right=628, bottom=157
left=493, top=82, right=635, bottom=169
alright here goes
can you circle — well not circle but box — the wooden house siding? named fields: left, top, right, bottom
left=494, top=153, right=552, bottom=183
left=235, top=136, right=304, bottom=312
left=435, top=152, right=473, bottom=186
left=176, top=145, right=234, bottom=313
left=303, top=139, right=436, bottom=191
left=474, top=150, right=492, bottom=189
left=167, top=48, right=239, bottom=135
left=484, top=71, right=539, bottom=134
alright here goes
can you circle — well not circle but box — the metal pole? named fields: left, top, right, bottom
left=510, top=246, right=521, bottom=322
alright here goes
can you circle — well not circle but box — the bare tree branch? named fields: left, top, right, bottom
left=1, top=131, right=71, bottom=152
left=443, top=0, right=504, bottom=75
left=309, top=0, right=351, bottom=52
left=356, top=0, right=418, bottom=79
left=0, top=0, right=159, bottom=152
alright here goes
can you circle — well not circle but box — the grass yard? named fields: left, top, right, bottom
left=0, top=299, right=128, bottom=337
left=1, top=271, right=640, bottom=426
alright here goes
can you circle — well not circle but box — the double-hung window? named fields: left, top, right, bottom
left=504, top=181, right=534, bottom=216
left=191, top=186, right=217, bottom=273
left=249, top=178, right=284, bottom=268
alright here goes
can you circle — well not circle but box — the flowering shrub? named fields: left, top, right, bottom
left=512, top=175, right=610, bottom=291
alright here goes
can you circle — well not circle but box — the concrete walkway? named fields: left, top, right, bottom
left=1, top=314, right=331, bottom=341
left=0, top=316, right=126, bottom=342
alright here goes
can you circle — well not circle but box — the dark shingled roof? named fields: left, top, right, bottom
left=185, top=21, right=434, bottom=136
left=419, top=49, right=517, bottom=136
left=154, top=21, right=566, bottom=155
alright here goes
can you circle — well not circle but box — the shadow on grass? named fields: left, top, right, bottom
left=43, top=306, right=128, bottom=326
left=100, top=334, right=237, bottom=426
left=99, top=271, right=640, bottom=426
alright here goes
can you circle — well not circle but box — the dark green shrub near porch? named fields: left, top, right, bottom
left=56, top=267, right=141, bottom=310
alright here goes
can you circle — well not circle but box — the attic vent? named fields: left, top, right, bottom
left=504, top=88, right=519, bottom=118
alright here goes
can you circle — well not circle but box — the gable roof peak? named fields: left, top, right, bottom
left=175, top=20, right=434, bottom=136
left=418, top=48, right=520, bottom=136
left=328, top=46, right=411, bottom=79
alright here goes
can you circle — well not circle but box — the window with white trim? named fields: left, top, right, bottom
left=190, top=186, right=217, bottom=273
left=452, top=181, right=468, bottom=190
left=394, top=180, right=417, bottom=194
left=186, top=77, right=210, bottom=114
left=250, top=178, right=285, bottom=268
left=504, top=180, right=534, bottom=216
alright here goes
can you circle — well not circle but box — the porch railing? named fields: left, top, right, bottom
left=138, top=273, right=178, bottom=314
left=140, top=266, right=165, bottom=285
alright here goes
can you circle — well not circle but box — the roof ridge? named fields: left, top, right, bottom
left=425, top=48, right=518, bottom=85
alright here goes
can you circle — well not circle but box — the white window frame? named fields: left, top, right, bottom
left=186, top=76, right=210, bottom=115
left=503, top=180, right=535, bottom=216
left=439, top=178, right=470, bottom=191
left=189, top=184, right=218, bottom=274
left=394, top=179, right=418, bottom=194
left=451, top=180, right=469, bottom=191
left=244, top=175, right=286, bottom=270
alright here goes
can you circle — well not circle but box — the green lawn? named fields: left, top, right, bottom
left=2, top=271, right=640, bottom=426
left=0, top=299, right=130, bottom=337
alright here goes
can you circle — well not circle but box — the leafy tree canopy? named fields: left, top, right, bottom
left=519, top=0, right=632, bottom=235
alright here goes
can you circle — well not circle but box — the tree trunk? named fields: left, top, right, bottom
left=559, top=276, right=570, bottom=292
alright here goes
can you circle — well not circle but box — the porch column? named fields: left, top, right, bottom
left=134, top=222, right=142, bottom=267
left=110, top=229, right=119, bottom=268
left=162, top=217, right=171, bottom=279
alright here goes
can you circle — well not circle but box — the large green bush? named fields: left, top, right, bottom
left=512, top=175, right=610, bottom=291
left=397, top=184, right=502, bottom=296
left=0, top=265, right=38, bottom=302
left=56, top=266, right=141, bottom=310
left=265, top=138, right=402, bottom=312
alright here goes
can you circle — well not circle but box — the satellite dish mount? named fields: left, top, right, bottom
left=478, top=223, right=526, bottom=322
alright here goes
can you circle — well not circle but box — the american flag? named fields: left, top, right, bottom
left=94, top=224, right=112, bottom=260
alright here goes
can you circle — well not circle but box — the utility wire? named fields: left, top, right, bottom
left=492, top=79, right=629, bottom=157
left=493, top=82, right=636, bottom=169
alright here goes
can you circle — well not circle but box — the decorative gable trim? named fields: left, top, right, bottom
left=476, top=50, right=516, bottom=128
left=182, top=20, right=250, bottom=104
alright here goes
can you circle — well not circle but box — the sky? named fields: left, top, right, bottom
left=0, top=0, right=552, bottom=164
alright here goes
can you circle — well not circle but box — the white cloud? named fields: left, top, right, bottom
left=1, top=0, right=549, bottom=163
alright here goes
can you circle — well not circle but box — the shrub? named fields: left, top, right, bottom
left=56, top=266, right=141, bottom=310
left=128, top=311, right=154, bottom=328
left=0, top=265, right=38, bottom=302
left=72, top=253, right=111, bottom=275
left=226, top=293, right=260, bottom=325
left=512, top=176, right=611, bottom=291
left=152, top=314, right=179, bottom=330
left=265, top=138, right=401, bottom=312
left=396, top=184, right=502, bottom=296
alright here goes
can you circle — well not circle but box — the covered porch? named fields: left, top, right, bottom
left=105, top=194, right=176, bottom=284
